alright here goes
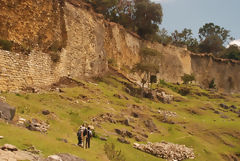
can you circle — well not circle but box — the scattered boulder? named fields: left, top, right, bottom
left=115, top=129, right=133, bottom=138
left=100, top=137, right=108, bottom=141
left=118, top=118, right=130, bottom=126
left=135, top=135, right=146, bottom=142
left=0, top=96, right=6, bottom=102
left=113, top=94, right=128, bottom=100
left=133, top=142, right=195, bottom=161
left=219, top=103, right=229, bottom=110
left=58, top=138, right=68, bottom=143
left=117, top=137, right=130, bottom=144
left=230, top=105, right=237, bottom=109
left=131, top=112, right=139, bottom=118
left=0, top=136, right=3, bottom=139
left=1, top=144, right=18, bottom=151
left=143, top=119, right=158, bottom=132
left=17, top=117, right=27, bottom=126
left=214, top=110, right=220, bottom=114
left=42, top=110, right=51, bottom=115
left=157, top=91, right=174, bottom=104
left=0, top=101, right=16, bottom=121
left=92, top=113, right=116, bottom=124
left=155, top=115, right=175, bottom=124
left=24, top=145, right=41, bottom=154
left=220, top=115, right=229, bottom=119
left=143, top=89, right=173, bottom=103
left=26, top=118, right=49, bottom=133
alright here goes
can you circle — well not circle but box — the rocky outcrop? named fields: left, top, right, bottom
left=0, top=144, right=39, bottom=161
left=133, top=142, right=195, bottom=161
left=44, top=153, right=86, bottom=161
left=0, top=144, right=85, bottom=161
left=0, top=101, right=15, bottom=121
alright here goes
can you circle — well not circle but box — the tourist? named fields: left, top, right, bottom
left=85, top=126, right=92, bottom=148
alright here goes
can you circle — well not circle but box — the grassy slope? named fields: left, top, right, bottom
left=0, top=74, right=240, bottom=161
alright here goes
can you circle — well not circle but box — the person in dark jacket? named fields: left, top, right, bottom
left=85, top=127, right=92, bottom=148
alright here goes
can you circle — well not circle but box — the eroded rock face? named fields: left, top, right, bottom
left=133, top=142, right=195, bottom=161
left=0, top=101, right=15, bottom=121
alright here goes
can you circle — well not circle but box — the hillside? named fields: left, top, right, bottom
left=0, top=0, right=240, bottom=93
left=0, top=0, right=240, bottom=161
left=0, top=70, right=240, bottom=161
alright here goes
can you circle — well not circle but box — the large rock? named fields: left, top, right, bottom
left=1, top=144, right=18, bottom=151
left=44, top=153, right=86, bottom=161
left=0, top=101, right=15, bottom=121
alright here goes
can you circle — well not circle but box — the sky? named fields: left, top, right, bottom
left=151, top=0, right=240, bottom=40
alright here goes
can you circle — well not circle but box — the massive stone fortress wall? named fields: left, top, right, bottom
left=0, top=0, right=239, bottom=92
left=0, top=50, right=58, bottom=91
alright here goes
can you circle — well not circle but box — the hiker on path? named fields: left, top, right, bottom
left=82, top=125, right=88, bottom=148
left=77, top=125, right=83, bottom=146
left=77, top=124, right=86, bottom=147
left=85, top=126, right=92, bottom=149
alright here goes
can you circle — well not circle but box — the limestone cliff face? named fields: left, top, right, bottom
left=191, top=54, right=240, bottom=92
left=0, top=0, right=239, bottom=92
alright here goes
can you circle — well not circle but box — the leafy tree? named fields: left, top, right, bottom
left=156, top=28, right=172, bottom=46
left=199, top=23, right=230, bottom=43
left=86, top=0, right=163, bottom=40
left=198, top=34, right=224, bottom=54
left=171, top=28, right=199, bottom=52
left=220, top=45, right=240, bottom=60
left=134, top=0, right=163, bottom=38
left=198, top=23, right=230, bottom=54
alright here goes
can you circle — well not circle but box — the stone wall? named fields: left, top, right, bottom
left=0, top=50, right=58, bottom=91
left=0, top=0, right=65, bottom=50
left=0, top=0, right=239, bottom=93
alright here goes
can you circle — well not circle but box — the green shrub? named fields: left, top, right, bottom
left=181, top=73, right=195, bottom=84
left=209, top=79, right=216, bottom=89
left=0, top=39, right=13, bottom=51
left=178, top=87, right=190, bottom=96
left=139, top=47, right=161, bottom=57
left=104, top=143, right=126, bottom=161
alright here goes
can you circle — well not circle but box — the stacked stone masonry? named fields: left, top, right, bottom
left=0, top=0, right=239, bottom=92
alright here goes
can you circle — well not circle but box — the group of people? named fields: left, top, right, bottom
left=77, top=124, right=93, bottom=148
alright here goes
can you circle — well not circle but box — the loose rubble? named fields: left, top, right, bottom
left=133, top=141, right=195, bottom=161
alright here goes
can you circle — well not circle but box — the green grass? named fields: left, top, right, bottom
left=0, top=75, right=240, bottom=161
